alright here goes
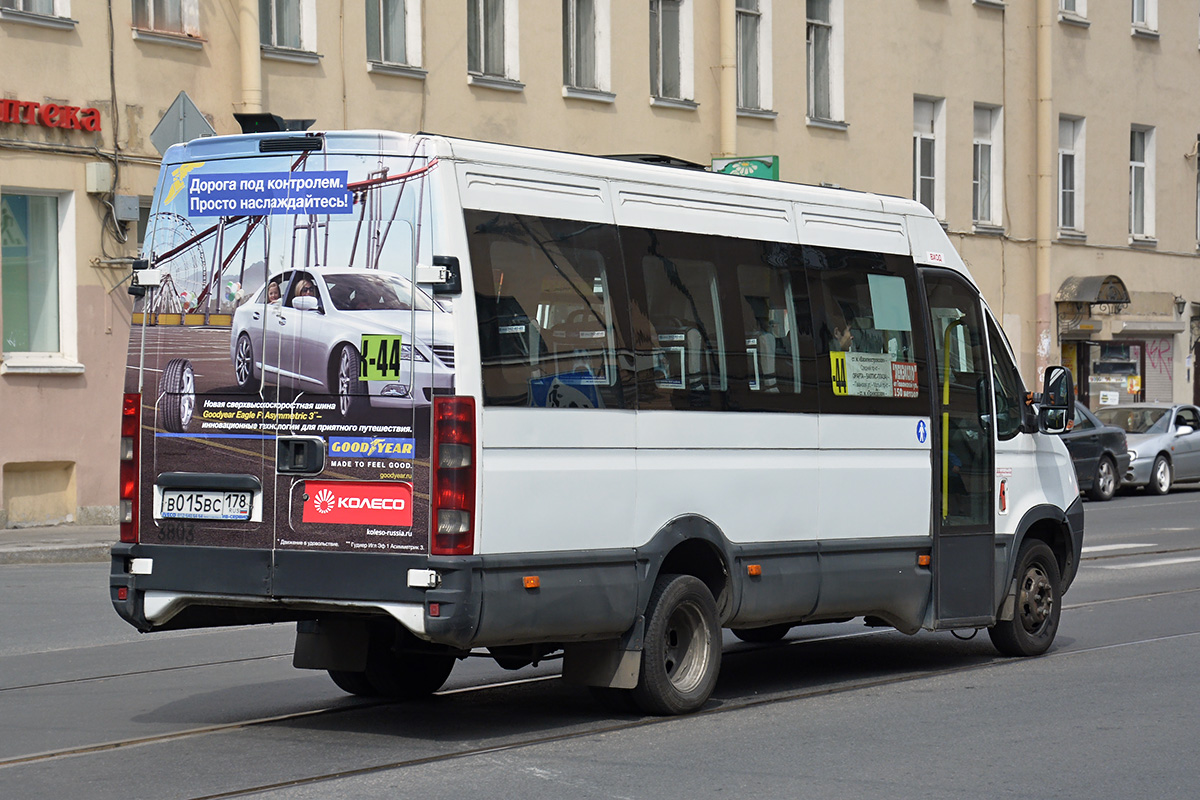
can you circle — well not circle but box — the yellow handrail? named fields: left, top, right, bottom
left=941, top=320, right=965, bottom=521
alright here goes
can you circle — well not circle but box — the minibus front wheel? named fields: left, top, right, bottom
left=988, top=540, right=1061, bottom=657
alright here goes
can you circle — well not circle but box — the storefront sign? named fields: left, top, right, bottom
left=0, top=98, right=102, bottom=131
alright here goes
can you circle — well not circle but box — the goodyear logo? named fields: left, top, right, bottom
left=328, top=437, right=415, bottom=459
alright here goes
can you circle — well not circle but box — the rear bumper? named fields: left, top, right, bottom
left=110, top=543, right=638, bottom=650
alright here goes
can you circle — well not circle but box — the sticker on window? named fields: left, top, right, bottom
left=831, top=352, right=920, bottom=399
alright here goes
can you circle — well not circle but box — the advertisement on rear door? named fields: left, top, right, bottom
left=126, top=141, right=450, bottom=554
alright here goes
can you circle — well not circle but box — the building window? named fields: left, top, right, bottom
left=972, top=105, right=1002, bottom=227
left=1060, top=0, right=1083, bottom=13
left=469, top=0, right=519, bottom=81
left=259, top=0, right=314, bottom=51
left=132, top=0, right=199, bottom=34
left=913, top=98, right=945, bottom=219
left=563, top=0, right=611, bottom=92
left=650, top=0, right=693, bottom=102
left=0, top=0, right=63, bottom=15
left=1132, top=0, right=1156, bottom=30
left=366, top=0, right=420, bottom=66
left=736, top=0, right=772, bottom=112
left=1059, top=116, right=1084, bottom=232
left=1, top=191, right=80, bottom=372
left=1130, top=126, right=1155, bottom=239
left=806, top=0, right=842, bottom=123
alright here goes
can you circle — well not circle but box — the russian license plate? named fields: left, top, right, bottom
left=160, top=489, right=252, bottom=521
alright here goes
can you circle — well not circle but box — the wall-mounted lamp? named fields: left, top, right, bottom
left=1175, top=296, right=1187, bottom=317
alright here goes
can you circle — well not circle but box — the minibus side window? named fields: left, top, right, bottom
left=807, top=246, right=928, bottom=415
left=986, top=316, right=1024, bottom=440
left=729, top=241, right=817, bottom=413
left=466, top=211, right=633, bottom=409
left=622, top=227, right=733, bottom=411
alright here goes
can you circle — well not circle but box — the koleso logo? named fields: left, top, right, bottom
left=302, top=481, right=413, bottom=526
left=313, top=489, right=336, bottom=514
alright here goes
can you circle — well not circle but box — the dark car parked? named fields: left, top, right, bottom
left=1063, top=404, right=1130, bottom=501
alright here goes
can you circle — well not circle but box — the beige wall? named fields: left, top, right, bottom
left=4, top=0, right=1200, bottom=525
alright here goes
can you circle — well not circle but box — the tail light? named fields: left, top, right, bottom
left=120, top=393, right=141, bottom=543
left=431, top=396, right=476, bottom=555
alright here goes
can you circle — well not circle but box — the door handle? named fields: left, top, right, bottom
left=276, top=436, right=324, bottom=475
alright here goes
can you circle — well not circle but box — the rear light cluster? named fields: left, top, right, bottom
left=431, top=396, right=476, bottom=556
left=120, top=393, right=141, bottom=543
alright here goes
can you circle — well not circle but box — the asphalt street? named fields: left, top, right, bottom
left=1, top=487, right=1198, bottom=799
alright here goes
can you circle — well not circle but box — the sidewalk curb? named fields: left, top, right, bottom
left=0, top=544, right=113, bottom=565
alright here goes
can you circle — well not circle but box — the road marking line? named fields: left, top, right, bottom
left=1082, top=543, right=1154, bottom=553
left=1097, top=556, right=1200, bottom=570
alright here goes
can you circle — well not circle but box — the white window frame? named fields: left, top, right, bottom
left=259, top=0, right=316, bottom=53
left=468, top=0, right=521, bottom=87
left=562, top=0, right=612, bottom=97
left=650, top=0, right=694, bottom=104
left=1058, top=115, right=1085, bottom=234
left=972, top=104, right=1003, bottom=228
left=0, top=0, right=73, bottom=28
left=1129, top=125, right=1156, bottom=241
left=0, top=188, right=81, bottom=375
left=366, top=0, right=421, bottom=68
left=736, top=0, right=773, bottom=114
left=913, top=97, right=946, bottom=221
left=805, top=0, right=843, bottom=125
left=132, top=0, right=199, bottom=35
left=1132, top=0, right=1157, bottom=34
left=1, top=0, right=68, bottom=15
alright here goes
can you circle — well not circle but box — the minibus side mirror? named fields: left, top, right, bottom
left=1038, top=366, right=1075, bottom=434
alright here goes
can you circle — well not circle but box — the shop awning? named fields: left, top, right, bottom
left=1056, top=275, right=1130, bottom=305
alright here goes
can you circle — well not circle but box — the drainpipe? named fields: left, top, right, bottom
left=240, top=0, right=263, bottom=113
left=1035, top=0, right=1054, bottom=376
left=718, top=0, right=736, bottom=157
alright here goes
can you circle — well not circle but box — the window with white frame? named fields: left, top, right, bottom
left=1060, top=0, right=1082, bottom=13
left=1130, top=126, right=1155, bottom=239
left=1, top=190, right=80, bottom=372
left=806, top=0, right=842, bottom=123
left=563, top=0, right=611, bottom=93
left=366, top=0, right=420, bottom=66
left=973, top=105, right=1003, bottom=227
left=1132, top=0, right=1156, bottom=30
left=1058, top=116, right=1085, bottom=232
left=0, top=0, right=67, bottom=15
left=259, top=0, right=314, bottom=51
left=913, top=98, right=945, bottom=219
left=736, top=0, right=772, bottom=112
left=650, top=0, right=693, bottom=102
left=469, top=0, right=519, bottom=82
left=132, top=0, right=199, bottom=35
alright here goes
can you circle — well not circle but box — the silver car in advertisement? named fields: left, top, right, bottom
left=230, top=267, right=454, bottom=417
left=1094, top=403, right=1200, bottom=494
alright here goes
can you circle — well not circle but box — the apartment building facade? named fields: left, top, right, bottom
left=2, top=0, right=1198, bottom=527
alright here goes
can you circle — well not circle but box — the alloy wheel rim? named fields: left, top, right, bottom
left=235, top=338, right=251, bottom=384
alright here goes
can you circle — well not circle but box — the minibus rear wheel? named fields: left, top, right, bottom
left=632, top=573, right=721, bottom=715
left=988, top=540, right=1061, bottom=657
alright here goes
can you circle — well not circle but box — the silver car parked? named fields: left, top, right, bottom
left=230, top=267, right=454, bottom=418
left=1094, top=403, right=1200, bottom=494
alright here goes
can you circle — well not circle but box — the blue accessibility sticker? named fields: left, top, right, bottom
left=916, top=419, right=928, bottom=444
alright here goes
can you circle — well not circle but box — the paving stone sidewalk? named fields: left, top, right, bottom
left=0, top=525, right=117, bottom=565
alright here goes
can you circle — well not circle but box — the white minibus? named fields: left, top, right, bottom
left=113, top=130, right=1081, bottom=715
